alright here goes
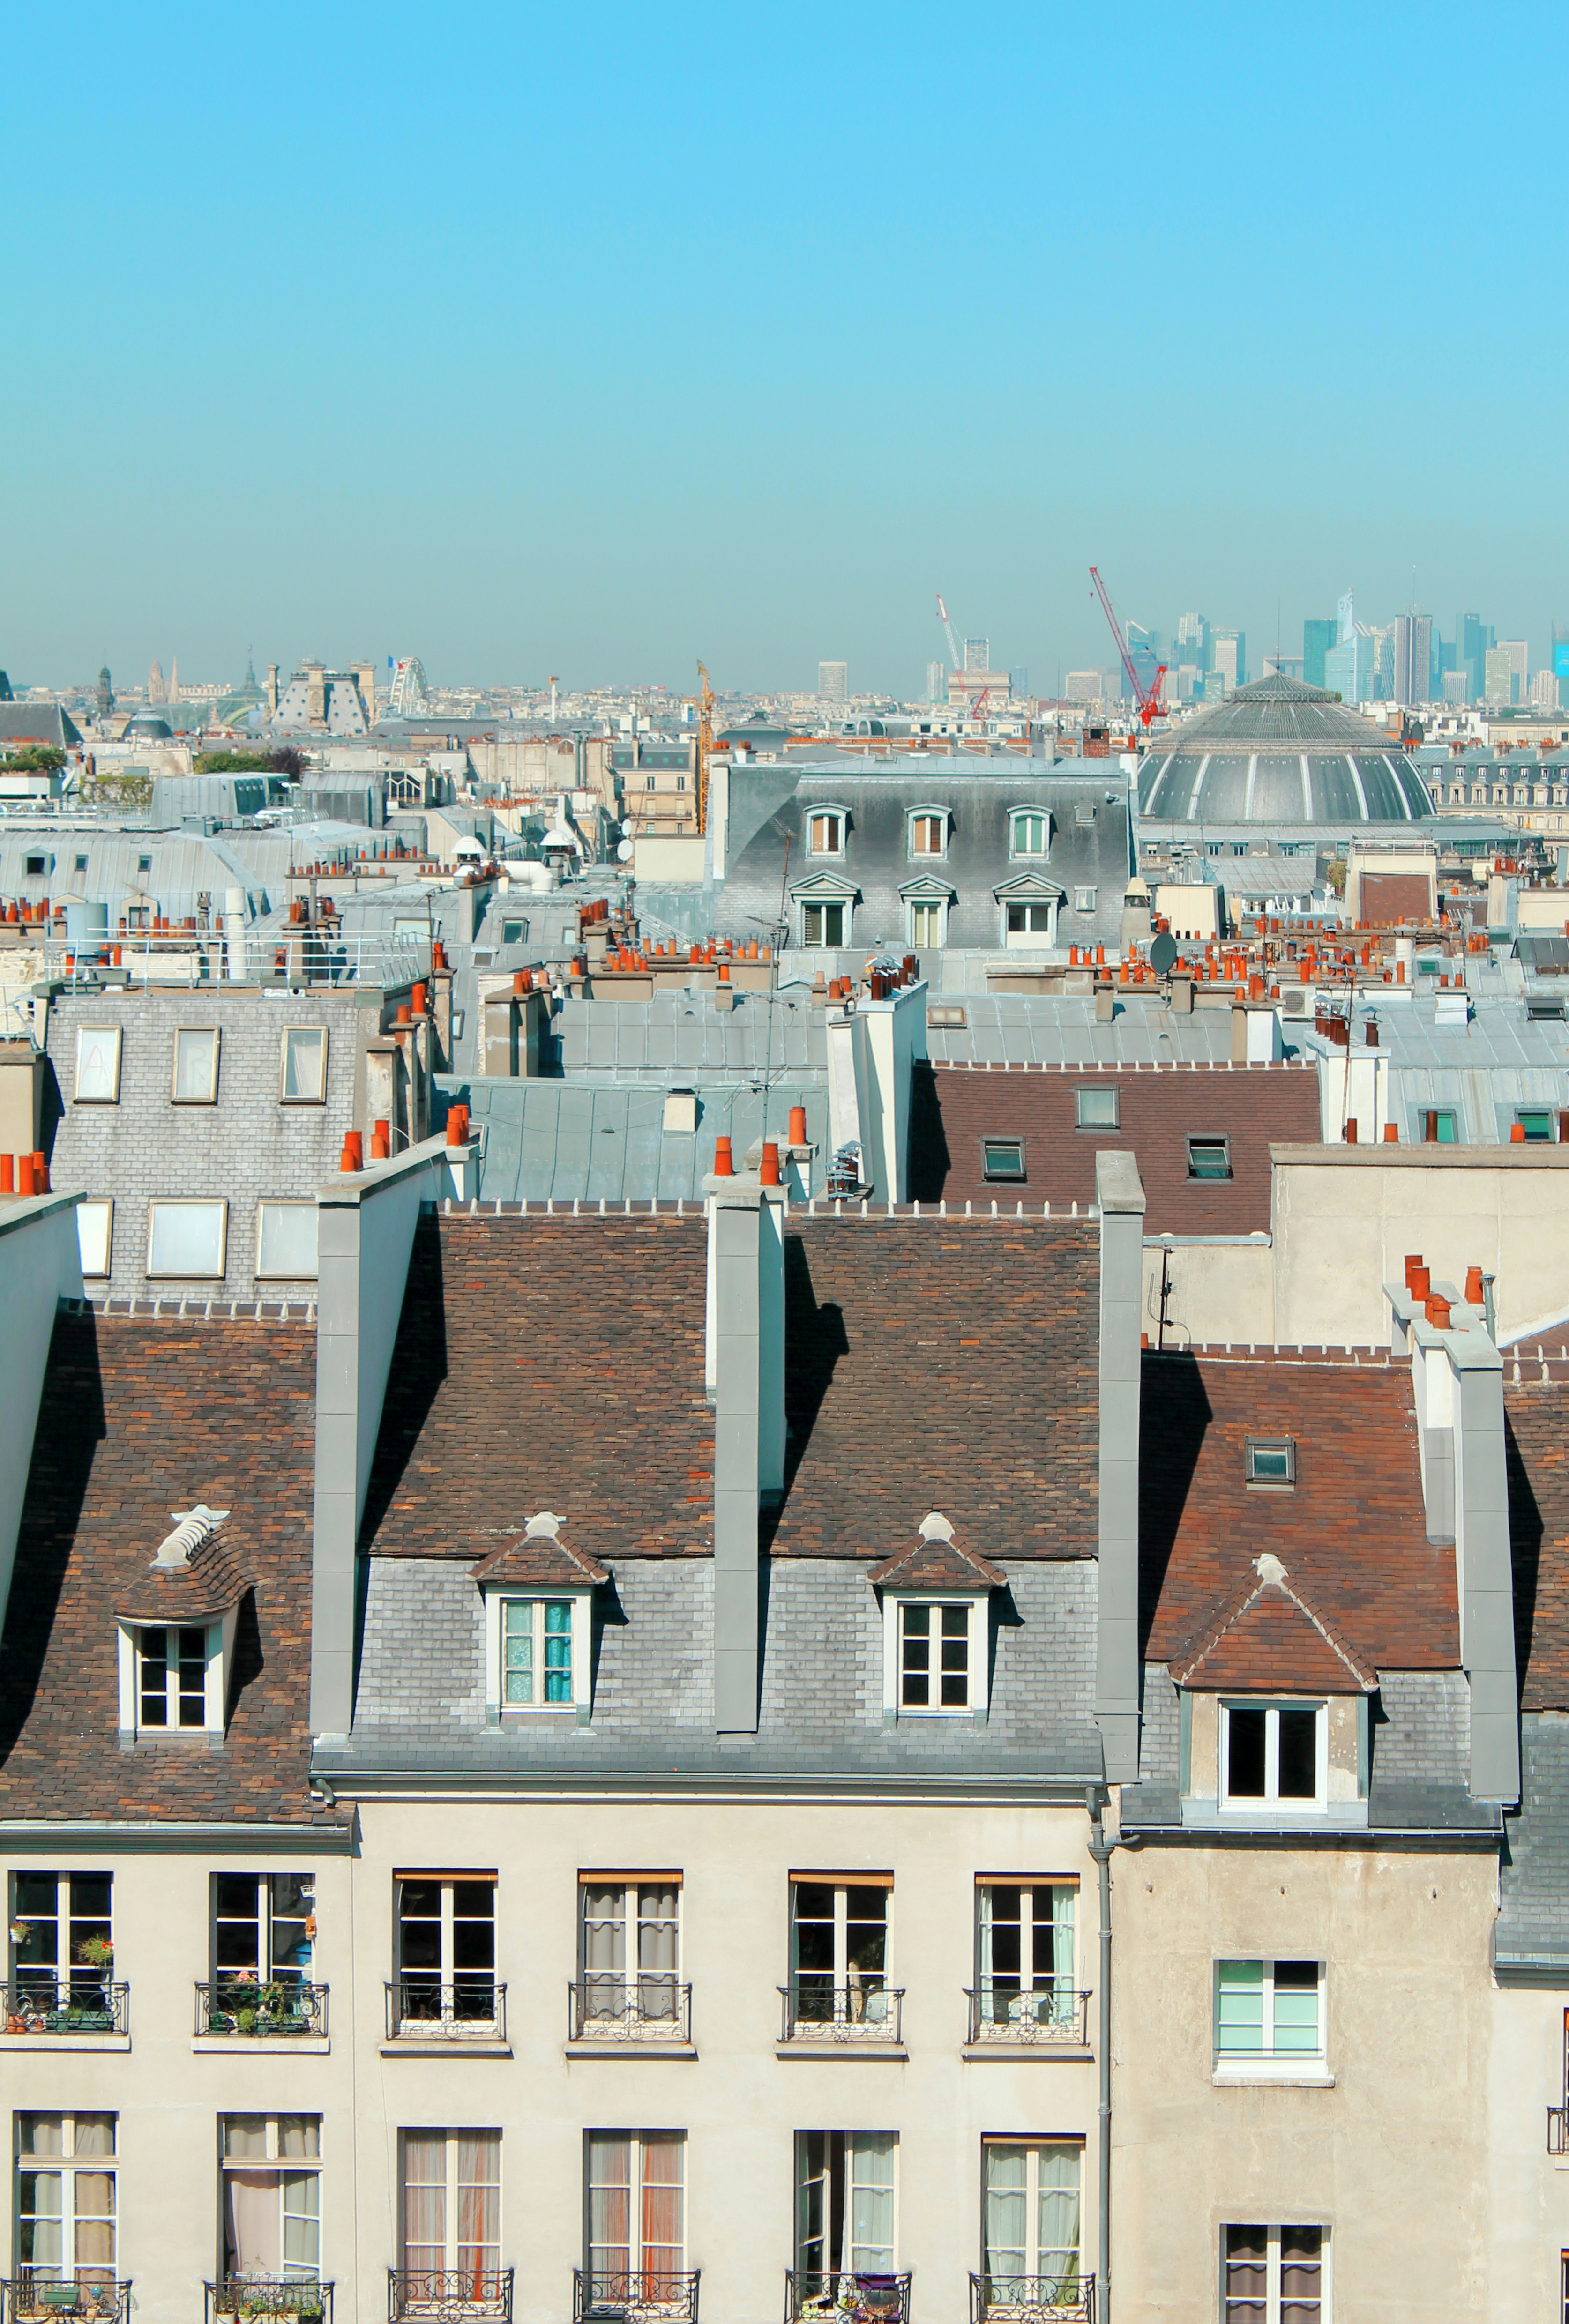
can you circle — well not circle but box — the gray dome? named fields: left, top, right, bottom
left=123, top=708, right=173, bottom=739
left=1138, top=673, right=1433, bottom=825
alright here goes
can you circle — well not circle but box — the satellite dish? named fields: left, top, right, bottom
left=620, top=819, right=636, bottom=836
left=1150, top=931, right=1179, bottom=976
left=616, top=838, right=634, bottom=862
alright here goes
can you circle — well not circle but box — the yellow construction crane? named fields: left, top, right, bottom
left=688, top=660, right=717, bottom=834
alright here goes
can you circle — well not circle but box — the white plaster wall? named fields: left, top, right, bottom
left=1488, top=1986, right=1569, bottom=2320
left=1140, top=1240, right=1276, bottom=1349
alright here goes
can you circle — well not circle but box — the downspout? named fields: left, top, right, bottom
left=1086, top=1785, right=1140, bottom=2324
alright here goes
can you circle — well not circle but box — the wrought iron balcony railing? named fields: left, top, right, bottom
left=384, top=1980, right=506, bottom=2041
left=1550, top=2104, right=1567, bottom=2155
left=3, top=2275, right=133, bottom=2324
left=969, top=2272, right=1093, bottom=2324
left=0, top=1980, right=128, bottom=2037
left=569, top=1979, right=692, bottom=2044
left=786, top=2271, right=911, bottom=2324
left=387, top=2271, right=513, bottom=2324
left=964, top=1988, right=1091, bottom=2047
left=197, top=1981, right=329, bottom=2039
left=206, top=2280, right=333, bottom=2324
left=573, top=2267, right=700, bottom=2324
left=778, top=1982, right=904, bottom=2044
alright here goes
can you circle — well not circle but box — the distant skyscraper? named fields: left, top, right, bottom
left=1391, top=614, right=1433, bottom=706
left=1303, top=618, right=1337, bottom=689
left=1176, top=611, right=1210, bottom=670
left=1337, top=590, right=1355, bottom=644
left=925, top=660, right=946, bottom=705
left=1554, top=625, right=1569, bottom=695
left=1484, top=644, right=1521, bottom=705
left=964, top=638, right=989, bottom=673
left=818, top=660, right=847, bottom=702
left=1008, top=666, right=1029, bottom=700
left=1456, top=612, right=1489, bottom=701
left=1530, top=669, right=1562, bottom=711
left=1211, top=630, right=1245, bottom=693
left=148, top=658, right=164, bottom=704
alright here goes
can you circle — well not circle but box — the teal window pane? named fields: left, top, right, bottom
left=544, top=1601, right=573, bottom=1702
left=1272, top=1963, right=1320, bottom=2053
left=1216, top=1959, right=1264, bottom=2053
left=503, top=1601, right=534, bottom=1704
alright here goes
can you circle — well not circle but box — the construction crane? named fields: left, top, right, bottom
left=1089, top=566, right=1167, bottom=727
left=935, top=593, right=964, bottom=675
left=690, top=660, right=716, bottom=834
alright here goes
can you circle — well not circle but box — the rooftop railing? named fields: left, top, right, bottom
left=778, top=1981, right=903, bottom=2045
left=568, top=1979, right=692, bottom=2044
left=206, top=2280, right=333, bottom=2324
left=0, top=1980, right=128, bottom=2037
left=2, top=2275, right=132, bottom=2324
left=964, top=1987, right=1091, bottom=2048
left=786, top=2271, right=911, bottom=2324
left=384, top=1979, right=505, bottom=2042
left=969, top=2272, right=1094, bottom=2324
left=573, top=2268, right=699, bottom=2324
left=196, top=1980, right=329, bottom=2039
left=387, top=2271, right=512, bottom=2324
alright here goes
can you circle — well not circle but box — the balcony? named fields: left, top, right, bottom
left=964, top=1988, right=1091, bottom=2049
left=2, top=2277, right=132, bottom=2324
left=206, top=2283, right=333, bottom=2324
left=384, top=1979, right=506, bottom=2043
left=970, top=2274, right=1093, bottom=2324
left=1550, top=2104, right=1567, bottom=2154
left=573, top=2269, right=699, bottom=2324
left=197, top=1981, right=329, bottom=2039
left=388, top=2274, right=511, bottom=2324
left=0, top=1980, right=129, bottom=2037
left=568, top=1979, right=693, bottom=2047
left=778, top=1982, right=904, bottom=2047
left=786, top=2272, right=910, bottom=2324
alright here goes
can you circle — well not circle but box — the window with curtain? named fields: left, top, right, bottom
left=502, top=1600, right=573, bottom=1706
left=74, top=1028, right=122, bottom=1104
left=220, top=2116, right=321, bottom=2284
left=1223, top=2226, right=1323, bottom=2322
left=794, top=2132, right=896, bottom=2283
left=146, top=1199, right=228, bottom=1279
left=10, top=1875, right=113, bottom=2011
left=586, top=2133, right=684, bottom=2295
left=172, top=1027, right=221, bottom=1102
left=579, top=1883, right=680, bottom=2023
left=976, top=1883, right=1076, bottom=2029
left=400, top=2130, right=501, bottom=2293
left=15, top=2114, right=116, bottom=2287
left=280, top=1027, right=328, bottom=1103
left=981, top=2143, right=1081, bottom=2306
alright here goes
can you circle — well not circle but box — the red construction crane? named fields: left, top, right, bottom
left=1089, top=566, right=1167, bottom=727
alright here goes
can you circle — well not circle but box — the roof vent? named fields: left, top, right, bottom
left=152, top=1504, right=230, bottom=1569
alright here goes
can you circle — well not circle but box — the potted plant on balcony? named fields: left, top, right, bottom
left=74, top=1937, right=113, bottom=1970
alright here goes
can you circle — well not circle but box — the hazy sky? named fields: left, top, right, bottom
left=7, top=1, right=1568, bottom=697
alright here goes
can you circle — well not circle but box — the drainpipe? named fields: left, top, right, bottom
left=1086, top=1786, right=1140, bottom=2324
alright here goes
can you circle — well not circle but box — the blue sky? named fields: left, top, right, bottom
left=5, top=1, right=1567, bottom=696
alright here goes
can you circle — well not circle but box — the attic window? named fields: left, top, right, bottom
left=1075, top=1086, right=1119, bottom=1130
left=24, top=855, right=45, bottom=878
left=1246, top=1437, right=1296, bottom=1489
left=982, top=1138, right=1025, bottom=1181
left=1187, top=1135, right=1232, bottom=1181
left=483, top=1590, right=592, bottom=1719
left=116, top=1618, right=232, bottom=1737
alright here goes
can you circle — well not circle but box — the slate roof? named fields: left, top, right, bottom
left=0, top=1309, right=341, bottom=1828
left=908, top=1058, right=1318, bottom=1224
left=1139, top=1350, right=1457, bottom=1676
left=1505, top=1378, right=1569, bottom=1712
left=1497, top=1714, right=1569, bottom=1974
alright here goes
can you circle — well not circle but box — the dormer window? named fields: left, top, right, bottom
left=872, top=1516, right=999, bottom=1724
left=1246, top=1437, right=1296, bottom=1489
left=1010, top=813, right=1049, bottom=858
left=117, top=1620, right=230, bottom=1736
left=909, top=811, right=947, bottom=859
left=1221, top=1699, right=1325, bottom=1810
left=807, top=809, right=845, bottom=857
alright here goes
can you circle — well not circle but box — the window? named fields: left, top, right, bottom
left=1245, top=1438, right=1296, bottom=1488
left=586, top=2133, right=685, bottom=2297
left=24, top=856, right=46, bottom=878
left=807, top=812, right=844, bottom=856
left=795, top=2133, right=895, bottom=2286
left=1073, top=887, right=1097, bottom=914
left=982, top=1139, right=1025, bottom=1181
left=73, top=1028, right=121, bottom=1104
left=501, top=921, right=526, bottom=945
left=910, top=813, right=946, bottom=857
left=975, top=1883, right=1076, bottom=2032
left=1187, top=1136, right=1232, bottom=1181
left=256, top=1202, right=319, bottom=1281
left=219, top=2115, right=321, bottom=2286
left=1215, top=1960, right=1323, bottom=2067
left=579, top=1882, right=680, bottom=2026
left=1221, top=1701, right=1325, bottom=1810
left=399, top=2130, right=500, bottom=2288
left=1075, top=1086, right=1119, bottom=1130
left=801, top=902, right=845, bottom=948
left=484, top=1593, right=590, bottom=1715
left=1010, top=814, right=1049, bottom=857
left=645, top=776, right=656, bottom=791
left=147, top=1198, right=228, bottom=1278
left=212, top=1875, right=315, bottom=1988
left=394, top=1877, right=497, bottom=2028
left=897, top=1601, right=979, bottom=1712
left=76, top=1200, right=113, bottom=1280
left=1222, top=2226, right=1324, bottom=2320
left=981, top=2142, right=1081, bottom=2308
left=172, top=1028, right=220, bottom=1102
left=137, top=857, right=151, bottom=875
left=909, top=900, right=944, bottom=948
left=676, top=776, right=686, bottom=793
left=15, top=2115, right=116, bottom=2290
left=75, top=856, right=88, bottom=875
left=280, top=1027, right=328, bottom=1103
left=1517, top=1108, right=1555, bottom=1142
left=134, top=1623, right=219, bottom=1731
left=10, top=1875, right=113, bottom=2013
left=1005, top=903, right=1053, bottom=942
left=790, top=1879, right=891, bottom=2030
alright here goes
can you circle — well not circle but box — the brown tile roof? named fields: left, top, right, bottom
left=1505, top=1378, right=1569, bottom=1711
left=1141, top=1351, right=1457, bottom=1676
left=470, top=1528, right=610, bottom=1587
left=769, top=1214, right=1099, bottom=1560
left=868, top=1525, right=1006, bottom=1589
left=362, top=1210, right=714, bottom=1561
left=1170, top=1558, right=1376, bottom=1691
left=0, top=1310, right=343, bottom=1828
left=113, top=1531, right=251, bottom=1622
left=908, top=1060, right=1319, bottom=1229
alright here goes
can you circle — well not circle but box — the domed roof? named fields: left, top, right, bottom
left=1139, top=673, right=1433, bottom=826
left=123, top=708, right=173, bottom=740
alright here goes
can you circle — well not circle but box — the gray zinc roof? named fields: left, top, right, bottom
left=458, top=1076, right=830, bottom=1205
left=555, top=991, right=827, bottom=1080
left=922, top=994, right=1251, bottom=1067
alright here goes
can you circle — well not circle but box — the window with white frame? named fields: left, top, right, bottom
left=909, top=812, right=947, bottom=857
left=1214, top=1959, right=1323, bottom=2069
left=1222, top=2225, right=1325, bottom=2320
left=146, top=1198, right=228, bottom=1278
left=219, top=2115, right=321, bottom=2286
left=586, top=2132, right=685, bottom=2295
left=794, top=2132, right=895, bottom=2282
left=483, top=1593, right=590, bottom=1715
left=256, top=1202, right=319, bottom=1281
left=394, top=1877, right=497, bottom=2028
left=73, top=1028, right=122, bottom=1104
left=975, top=1882, right=1076, bottom=2031
left=885, top=1597, right=986, bottom=1717
left=280, top=1027, right=328, bottom=1104
left=1005, top=902, right=1054, bottom=944
left=15, top=2114, right=116, bottom=2288
left=212, top=1875, right=315, bottom=1989
left=981, top=2141, right=1082, bottom=2305
left=909, top=899, right=945, bottom=948
left=9, top=1874, right=113, bottom=2011
left=399, top=2130, right=501, bottom=2286
left=1221, top=1701, right=1325, bottom=1810
left=789, top=1879, right=890, bottom=2028
left=172, top=1027, right=221, bottom=1103
left=801, top=900, right=846, bottom=948
left=579, top=1881, right=680, bottom=2025
left=1010, top=813, right=1050, bottom=858
left=121, top=1621, right=226, bottom=1735
left=807, top=811, right=845, bottom=857
left=1075, top=1086, right=1119, bottom=1130
left=76, top=1200, right=113, bottom=1280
